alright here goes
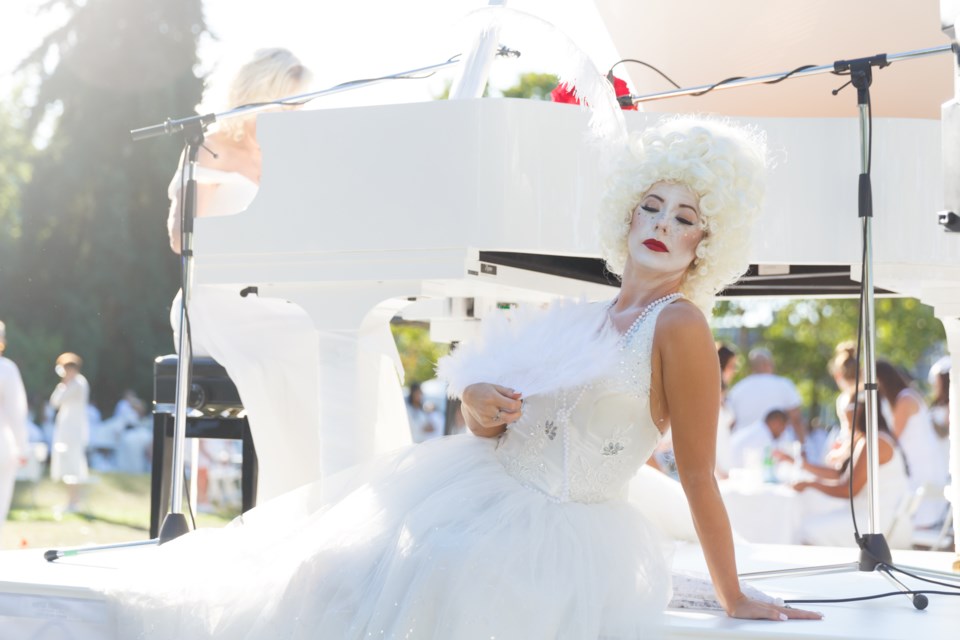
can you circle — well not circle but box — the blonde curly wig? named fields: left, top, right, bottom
left=597, top=116, right=768, bottom=315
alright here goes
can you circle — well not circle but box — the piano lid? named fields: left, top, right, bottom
left=193, top=98, right=610, bottom=286
left=194, top=100, right=949, bottom=282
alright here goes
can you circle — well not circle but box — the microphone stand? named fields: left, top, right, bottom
left=623, top=44, right=960, bottom=608
left=159, top=122, right=204, bottom=544
left=42, top=54, right=467, bottom=561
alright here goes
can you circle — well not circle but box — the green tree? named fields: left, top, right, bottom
left=435, top=72, right=558, bottom=100
left=391, top=322, right=450, bottom=386
left=731, top=298, right=945, bottom=426
left=501, top=72, right=559, bottom=100
left=4, top=0, right=207, bottom=409
left=0, top=95, right=33, bottom=271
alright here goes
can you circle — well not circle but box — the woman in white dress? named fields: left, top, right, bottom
left=0, top=321, right=29, bottom=536
left=714, top=342, right=739, bottom=477
left=168, top=49, right=379, bottom=503
left=49, top=352, right=90, bottom=512
left=113, top=117, right=821, bottom=638
left=790, top=399, right=912, bottom=548
left=876, top=360, right=949, bottom=528
left=819, top=341, right=859, bottom=467
left=168, top=48, right=412, bottom=502
left=928, top=356, right=950, bottom=438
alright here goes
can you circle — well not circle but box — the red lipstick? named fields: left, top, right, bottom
left=643, top=239, right=668, bottom=253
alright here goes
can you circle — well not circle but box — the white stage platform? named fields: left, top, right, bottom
left=0, top=540, right=957, bottom=639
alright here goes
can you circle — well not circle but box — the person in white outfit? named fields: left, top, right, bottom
left=728, top=409, right=795, bottom=470
left=876, top=359, right=949, bottom=528
left=405, top=383, right=442, bottom=443
left=788, top=399, right=911, bottom=548
left=927, top=355, right=950, bottom=438
left=0, top=322, right=29, bottom=538
left=49, top=352, right=90, bottom=513
left=726, top=346, right=805, bottom=442
left=821, top=341, right=859, bottom=467
left=167, top=48, right=411, bottom=504
left=714, top=343, right=739, bottom=477
left=167, top=49, right=321, bottom=504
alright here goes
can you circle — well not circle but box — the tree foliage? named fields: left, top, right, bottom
left=719, top=298, right=946, bottom=426
left=391, top=323, right=450, bottom=386
left=0, top=0, right=206, bottom=411
left=501, top=72, right=559, bottom=100
left=0, top=97, right=33, bottom=260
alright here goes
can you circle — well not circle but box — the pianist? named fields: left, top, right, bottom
left=165, top=48, right=325, bottom=503
left=114, top=116, right=822, bottom=637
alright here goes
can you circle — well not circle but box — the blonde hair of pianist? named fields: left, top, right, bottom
left=167, top=47, right=312, bottom=254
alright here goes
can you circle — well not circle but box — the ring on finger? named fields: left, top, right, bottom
left=493, top=409, right=502, bottom=423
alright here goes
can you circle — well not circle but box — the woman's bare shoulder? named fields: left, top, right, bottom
left=657, top=299, right=711, bottom=339
left=654, top=299, right=715, bottom=375
left=895, top=389, right=921, bottom=411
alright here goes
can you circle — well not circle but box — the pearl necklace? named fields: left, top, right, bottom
left=612, top=292, right=682, bottom=349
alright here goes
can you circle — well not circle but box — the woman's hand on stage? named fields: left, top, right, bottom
left=727, top=594, right=823, bottom=621
left=461, top=383, right=523, bottom=437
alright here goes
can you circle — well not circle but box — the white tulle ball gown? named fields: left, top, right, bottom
left=107, top=299, right=724, bottom=639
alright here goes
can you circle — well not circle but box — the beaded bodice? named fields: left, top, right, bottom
left=495, top=296, right=676, bottom=504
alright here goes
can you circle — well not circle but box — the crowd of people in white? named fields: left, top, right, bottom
left=710, top=343, right=953, bottom=549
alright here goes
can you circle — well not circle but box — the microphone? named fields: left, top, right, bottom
left=130, top=112, right=217, bottom=142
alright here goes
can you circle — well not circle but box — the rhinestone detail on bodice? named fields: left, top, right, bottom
left=495, top=297, right=676, bottom=504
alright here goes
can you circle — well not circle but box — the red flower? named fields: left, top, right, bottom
left=550, top=74, right=637, bottom=111
left=550, top=82, right=580, bottom=105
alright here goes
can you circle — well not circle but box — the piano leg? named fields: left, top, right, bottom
left=256, top=284, right=416, bottom=479
left=313, top=304, right=414, bottom=477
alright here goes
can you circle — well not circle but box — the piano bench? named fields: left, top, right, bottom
left=150, top=355, right=258, bottom=538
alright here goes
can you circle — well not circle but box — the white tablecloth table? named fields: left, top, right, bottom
left=719, top=477, right=803, bottom=544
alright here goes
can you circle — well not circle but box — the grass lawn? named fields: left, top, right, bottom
left=2, top=472, right=235, bottom=551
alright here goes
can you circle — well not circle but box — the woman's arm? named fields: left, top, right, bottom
left=168, top=184, right=219, bottom=254
left=659, top=304, right=820, bottom=621
left=659, top=306, right=741, bottom=612
left=797, top=437, right=888, bottom=498
left=801, top=459, right=843, bottom=479
left=772, top=449, right=843, bottom=479
left=460, top=383, right=522, bottom=438
left=167, top=144, right=223, bottom=254
left=795, top=478, right=853, bottom=498
left=49, top=382, right=67, bottom=409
